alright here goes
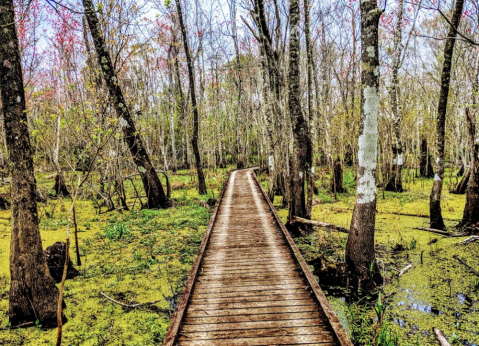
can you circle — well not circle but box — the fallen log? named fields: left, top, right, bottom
left=398, top=263, right=413, bottom=277
left=100, top=292, right=165, bottom=309
left=413, top=227, right=469, bottom=237
left=433, top=328, right=451, bottom=346
left=292, top=216, right=349, bottom=234
left=453, top=255, right=479, bottom=277
left=385, top=211, right=458, bottom=221
left=456, top=235, right=479, bottom=245
left=324, top=207, right=459, bottom=222
left=413, top=227, right=451, bottom=236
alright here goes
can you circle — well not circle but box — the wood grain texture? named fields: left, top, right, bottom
left=162, top=169, right=352, bottom=346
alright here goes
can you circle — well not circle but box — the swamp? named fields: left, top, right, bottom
left=0, top=167, right=477, bottom=345
left=1, top=0, right=479, bottom=344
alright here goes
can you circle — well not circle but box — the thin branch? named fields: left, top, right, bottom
left=100, top=292, right=165, bottom=309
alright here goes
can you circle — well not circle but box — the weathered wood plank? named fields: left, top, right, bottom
left=192, top=288, right=310, bottom=299
left=182, top=311, right=326, bottom=325
left=188, top=298, right=314, bottom=311
left=189, top=293, right=312, bottom=304
left=178, top=326, right=332, bottom=340
left=197, top=272, right=302, bottom=281
left=200, top=264, right=297, bottom=273
left=194, top=281, right=305, bottom=290
left=177, top=334, right=335, bottom=345
left=181, top=317, right=326, bottom=332
left=185, top=305, right=320, bottom=318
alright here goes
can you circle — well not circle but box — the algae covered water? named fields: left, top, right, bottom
left=277, top=171, right=479, bottom=345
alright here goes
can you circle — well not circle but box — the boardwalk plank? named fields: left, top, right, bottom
left=178, top=326, right=332, bottom=340
left=185, top=304, right=320, bottom=318
left=188, top=298, right=314, bottom=310
left=182, top=311, right=326, bottom=325
left=177, top=334, right=335, bottom=345
left=181, top=318, right=326, bottom=332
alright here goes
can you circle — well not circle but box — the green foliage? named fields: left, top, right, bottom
left=373, top=292, right=388, bottom=325
left=347, top=303, right=371, bottom=344
left=346, top=297, right=400, bottom=346
left=376, top=323, right=400, bottom=346
left=102, top=223, right=129, bottom=240
left=342, top=169, right=357, bottom=190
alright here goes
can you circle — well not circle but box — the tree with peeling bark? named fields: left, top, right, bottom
left=287, top=0, right=308, bottom=228
left=0, top=0, right=61, bottom=327
left=82, top=0, right=169, bottom=209
left=345, top=0, right=383, bottom=293
left=174, top=0, right=207, bottom=195
left=429, top=0, right=465, bottom=230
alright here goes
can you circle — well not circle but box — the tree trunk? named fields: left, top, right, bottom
left=304, top=0, right=314, bottom=219
left=331, top=158, right=345, bottom=193
left=0, top=0, right=61, bottom=327
left=175, top=0, right=207, bottom=195
left=452, top=168, right=470, bottom=194
left=345, top=0, right=383, bottom=294
left=252, top=0, right=285, bottom=203
left=167, top=45, right=177, bottom=172
left=53, top=174, right=71, bottom=197
left=53, top=115, right=61, bottom=171
left=387, top=0, right=405, bottom=193
left=420, top=138, right=434, bottom=178
left=430, top=0, right=465, bottom=230
left=459, top=109, right=479, bottom=228
left=82, top=0, right=169, bottom=208
left=230, top=0, right=244, bottom=170
left=287, top=0, right=307, bottom=227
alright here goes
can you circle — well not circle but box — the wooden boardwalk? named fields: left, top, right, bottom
left=163, top=169, right=352, bottom=346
